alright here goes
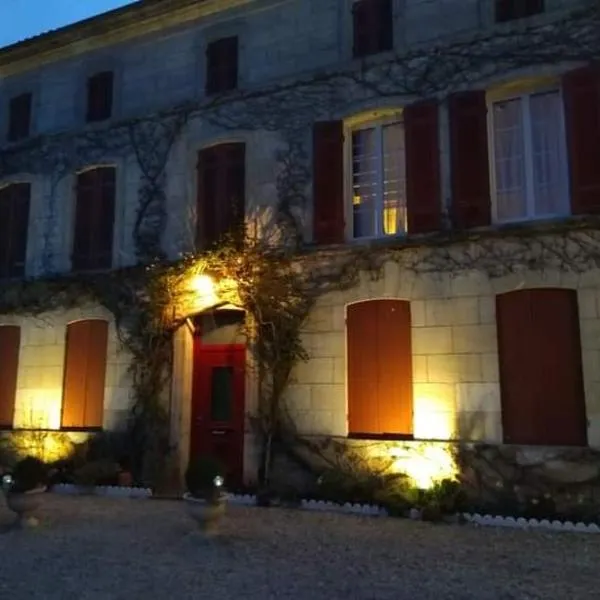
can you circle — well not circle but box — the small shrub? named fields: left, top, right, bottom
left=185, top=456, right=224, bottom=501
left=73, top=459, right=120, bottom=488
left=10, top=456, right=48, bottom=493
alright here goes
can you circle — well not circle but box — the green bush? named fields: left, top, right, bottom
left=185, top=456, right=224, bottom=500
left=73, top=459, right=120, bottom=487
left=10, top=456, right=48, bottom=493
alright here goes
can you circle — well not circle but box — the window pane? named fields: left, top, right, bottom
left=382, top=122, right=406, bottom=235
left=352, top=128, right=378, bottom=238
left=210, top=366, right=233, bottom=422
left=530, top=91, right=567, bottom=217
left=493, top=98, right=526, bottom=221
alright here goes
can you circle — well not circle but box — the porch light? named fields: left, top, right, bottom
left=189, top=274, right=216, bottom=298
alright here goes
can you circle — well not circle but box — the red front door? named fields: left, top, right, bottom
left=190, top=343, right=246, bottom=485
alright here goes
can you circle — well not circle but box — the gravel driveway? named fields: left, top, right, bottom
left=0, top=494, right=599, bottom=600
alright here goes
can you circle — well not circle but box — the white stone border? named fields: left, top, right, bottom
left=49, top=487, right=600, bottom=533
left=52, top=483, right=152, bottom=499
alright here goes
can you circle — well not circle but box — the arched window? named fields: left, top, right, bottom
left=496, top=289, right=587, bottom=446
left=61, top=319, right=109, bottom=429
left=347, top=299, right=413, bottom=437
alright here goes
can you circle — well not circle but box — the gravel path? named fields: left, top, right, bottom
left=0, top=494, right=599, bottom=600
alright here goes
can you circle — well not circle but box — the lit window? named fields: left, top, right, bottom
left=490, top=90, right=569, bottom=223
left=350, top=117, right=406, bottom=239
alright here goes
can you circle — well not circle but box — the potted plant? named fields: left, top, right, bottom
left=2, top=456, right=48, bottom=528
left=183, top=456, right=227, bottom=534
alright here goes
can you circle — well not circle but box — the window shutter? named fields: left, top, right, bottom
left=87, top=71, right=114, bottom=122
left=313, top=121, right=345, bottom=245
left=0, top=325, right=20, bottom=428
left=562, top=66, right=600, bottom=216
left=353, top=0, right=393, bottom=58
left=8, top=93, right=32, bottom=142
left=449, top=91, right=491, bottom=229
left=73, top=168, right=115, bottom=271
left=405, top=101, right=441, bottom=234
left=196, top=143, right=245, bottom=250
left=496, top=289, right=586, bottom=446
left=347, top=300, right=413, bottom=437
left=206, top=37, right=238, bottom=95
left=0, top=183, right=30, bottom=278
left=62, top=319, right=108, bottom=429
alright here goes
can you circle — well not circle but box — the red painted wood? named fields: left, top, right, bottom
left=8, top=92, right=32, bottom=142
left=206, top=37, right=238, bottom=95
left=190, top=341, right=246, bottom=485
left=352, top=0, right=393, bottom=57
left=87, top=71, right=114, bottom=122
left=449, top=91, right=492, bottom=229
left=62, top=320, right=108, bottom=429
left=0, top=183, right=30, bottom=278
left=497, top=289, right=587, bottom=446
left=347, top=300, right=413, bottom=436
left=563, top=66, right=600, bottom=215
left=405, top=101, right=441, bottom=234
left=313, top=121, right=345, bottom=245
left=0, top=326, right=20, bottom=428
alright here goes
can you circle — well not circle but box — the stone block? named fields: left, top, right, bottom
left=451, top=271, right=492, bottom=297
left=412, top=355, right=428, bottom=383
left=307, top=332, right=345, bottom=358
left=456, top=383, right=501, bottom=413
left=411, top=300, right=426, bottom=327
left=412, top=326, right=453, bottom=355
left=580, top=319, right=600, bottom=351
left=292, top=358, right=334, bottom=385
left=310, top=384, right=345, bottom=412
left=578, top=289, right=598, bottom=320
left=578, top=269, right=600, bottom=289
left=382, top=260, right=401, bottom=296
left=481, top=353, right=500, bottom=383
left=413, top=409, right=456, bottom=441
left=410, top=273, right=453, bottom=299
left=427, top=354, right=482, bottom=384
left=284, top=385, right=312, bottom=413
left=452, top=324, right=497, bottom=354
left=456, top=410, right=502, bottom=443
left=303, top=306, right=334, bottom=333
left=425, top=297, right=480, bottom=326
left=414, top=383, right=456, bottom=413
left=332, top=357, right=346, bottom=384
left=479, top=296, right=496, bottom=324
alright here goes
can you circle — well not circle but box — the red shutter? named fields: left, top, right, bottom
left=353, top=0, right=393, bottom=57
left=449, top=91, right=491, bottom=229
left=496, top=289, right=586, bottom=446
left=404, top=101, right=441, bottom=234
left=313, top=121, right=345, bottom=245
left=0, top=183, right=30, bottom=278
left=563, top=66, right=600, bottom=215
left=87, top=71, right=114, bottom=122
left=8, top=93, right=32, bottom=142
left=62, top=320, right=108, bottom=429
left=196, top=143, right=245, bottom=249
left=206, top=37, right=238, bottom=95
left=0, top=325, right=20, bottom=428
left=347, top=300, right=413, bottom=436
left=73, top=168, right=115, bottom=271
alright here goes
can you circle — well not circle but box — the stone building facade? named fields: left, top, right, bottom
left=0, top=0, right=599, bottom=495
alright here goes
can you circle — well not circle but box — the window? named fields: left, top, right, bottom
left=490, top=89, right=569, bottom=223
left=349, top=116, right=406, bottom=239
left=72, top=167, right=116, bottom=271
left=206, top=37, right=238, bottom=95
left=353, top=0, right=393, bottom=58
left=196, top=143, right=245, bottom=249
left=347, top=300, right=413, bottom=437
left=496, top=289, right=587, bottom=446
left=8, top=92, right=32, bottom=142
left=495, top=0, right=544, bottom=23
left=0, top=183, right=30, bottom=279
left=86, top=71, right=114, bottom=122
left=61, top=320, right=108, bottom=429
left=0, top=325, right=20, bottom=428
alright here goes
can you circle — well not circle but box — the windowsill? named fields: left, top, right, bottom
left=348, top=433, right=414, bottom=441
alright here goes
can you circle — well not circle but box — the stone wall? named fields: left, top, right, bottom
left=287, top=250, right=600, bottom=448
left=0, top=305, right=133, bottom=434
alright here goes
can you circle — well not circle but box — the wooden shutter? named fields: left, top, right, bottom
left=87, top=71, right=114, bottom=122
left=562, top=66, right=600, bottom=216
left=62, top=319, right=109, bottom=429
left=496, top=289, right=586, bottom=446
left=405, top=101, right=441, bottom=235
left=197, top=143, right=245, bottom=249
left=206, top=37, right=238, bottom=95
left=313, top=121, right=345, bottom=245
left=495, top=0, right=544, bottom=22
left=353, top=0, right=393, bottom=58
left=73, top=167, right=115, bottom=271
left=449, top=91, right=491, bottom=229
left=0, top=183, right=30, bottom=278
left=347, top=300, right=413, bottom=436
left=8, top=93, right=32, bottom=142
left=0, top=326, right=20, bottom=428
